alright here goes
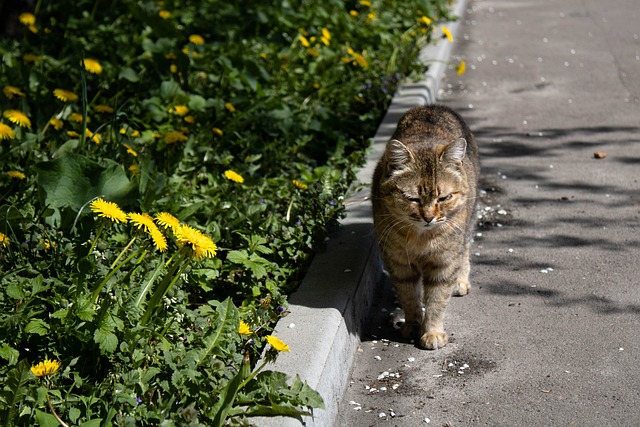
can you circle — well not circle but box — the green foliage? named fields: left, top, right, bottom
left=0, top=0, right=454, bottom=424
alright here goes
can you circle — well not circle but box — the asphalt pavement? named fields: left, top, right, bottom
left=337, top=0, right=640, bottom=425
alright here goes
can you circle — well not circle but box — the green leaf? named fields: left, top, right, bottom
left=94, top=327, right=118, bottom=353
left=210, top=354, right=251, bottom=427
left=0, top=343, right=20, bottom=365
left=79, top=419, right=103, bottom=427
left=34, top=408, right=61, bottom=427
left=68, top=407, right=81, bottom=424
left=188, top=298, right=238, bottom=366
left=119, top=67, right=140, bottom=82
left=237, top=403, right=311, bottom=419
left=35, top=154, right=136, bottom=213
left=3, top=360, right=33, bottom=424
left=25, top=319, right=49, bottom=336
left=6, top=282, right=25, bottom=299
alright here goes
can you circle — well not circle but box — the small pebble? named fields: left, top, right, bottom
left=288, top=323, right=296, bottom=329
left=374, top=355, right=382, bottom=361
left=408, top=357, right=416, bottom=362
left=379, top=412, right=386, bottom=418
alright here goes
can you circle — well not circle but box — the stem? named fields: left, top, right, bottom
left=46, top=393, right=70, bottom=427
left=237, top=359, right=268, bottom=391
left=79, top=52, right=88, bottom=151
left=91, top=237, right=137, bottom=303
left=87, top=224, right=105, bottom=256
left=140, top=251, right=190, bottom=325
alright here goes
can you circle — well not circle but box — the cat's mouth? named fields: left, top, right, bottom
left=421, top=217, right=446, bottom=230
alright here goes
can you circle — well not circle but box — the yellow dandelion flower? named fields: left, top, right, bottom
left=53, top=88, right=78, bottom=102
left=189, top=34, right=205, bottom=45
left=224, top=102, right=236, bottom=113
left=85, top=129, right=101, bottom=144
left=368, top=10, right=377, bottom=21
left=39, top=239, right=56, bottom=250
left=90, top=198, right=128, bottom=223
left=239, top=320, right=253, bottom=335
left=456, top=60, right=466, bottom=75
left=360, top=0, right=372, bottom=6
left=169, top=64, right=178, bottom=73
left=260, top=52, right=268, bottom=60
left=165, top=52, right=177, bottom=60
left=442, top=26, right=453, bottom=43
left=155, top=212, right=181, bottom=232
left=159, top=10, right=171, bottom=19
left=172, top=105, right=189, bottom=116
left=349, top=10, right=359, bottom=17
left=68, top=112, right=86, bottom=123
left=299, top=35, right=311, bottom=48
left=82, top=58, right=103, bottom=74
left=164, top=130, right=188, bottom=144
left=175, top=224, right=217, bottom=260
left=24, top=54, right=39, bottom=63
left=131, top=130, right=140, bottom=137
left=212, top=127, right=224, bottom=136
left=224, top=170, right=244, bottom=183
left=149, top=227, right=168, bottom=252
left=292, top=180, right=308, bottom=190
left=19, top=13, right=36, bottom=26
left=0, top=232, right=11, bottom=247
left=3, top=86, right=25, bottom=99
left=184, top=115, right=195, bottom=124
left=3, top=110, right=31, bottom=128
left=123, top=143, right=138, bottom=157
left=0, top=123, right=16, bottom=140
left=7, top=170, right=26, bottom=180
left=307, top=48, right=320, bottom=57
left=95, top=104, right=114, bottom=114
left=49, top=118, right=64, bottom=130
left=28, top=25, right=38, bottom=34
left=351, top=51, right=368, bottom=68
left=30, top=359, right=61, bottom=377
left=66, top=130, right=81, bottom=138
left=129, top=213, right=168, bottom=250
left=266, top=335, right=290, bottom=352
left=128, top=212, right=155, bottom=231
left=419, top=16, right=433, bottom=26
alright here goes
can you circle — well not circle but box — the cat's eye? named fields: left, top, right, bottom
left=406, top=196, right=421, bottom=204
left=438, top=194, right=453, bottom=203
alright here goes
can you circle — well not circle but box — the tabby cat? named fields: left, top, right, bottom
left=371, top=105, right=479, bottom=350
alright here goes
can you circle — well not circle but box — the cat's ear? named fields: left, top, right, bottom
left=386, top=139, right=416, bottom=167
left=441, top=138, right=467, bottom=164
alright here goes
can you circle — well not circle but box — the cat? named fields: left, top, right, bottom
left=371, top=105, right=479, bottom=350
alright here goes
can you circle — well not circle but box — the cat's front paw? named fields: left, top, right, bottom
left=452, top=280, right=470, bottom=296
left=419, top=331, right=448, bottom=350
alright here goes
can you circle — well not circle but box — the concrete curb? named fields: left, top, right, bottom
left=256, top=2, right=468, bottom=425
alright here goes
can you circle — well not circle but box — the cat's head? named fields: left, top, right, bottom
left=378, top=137, right=471, bottom=231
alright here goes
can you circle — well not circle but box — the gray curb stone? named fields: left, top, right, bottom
left=255, top=1, right=468, bottom=425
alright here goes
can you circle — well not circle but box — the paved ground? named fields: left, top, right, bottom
left=337, top=0, right=640, bottom=425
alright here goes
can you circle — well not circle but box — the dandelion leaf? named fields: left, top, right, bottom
left=2, top=360, right=32, bottom=424
left=34, top=409, right=60, bottom=427
left=35, top=154, right=136, bottom=219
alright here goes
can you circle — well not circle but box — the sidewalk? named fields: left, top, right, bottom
left=338, top=0, right=640, bottom=425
